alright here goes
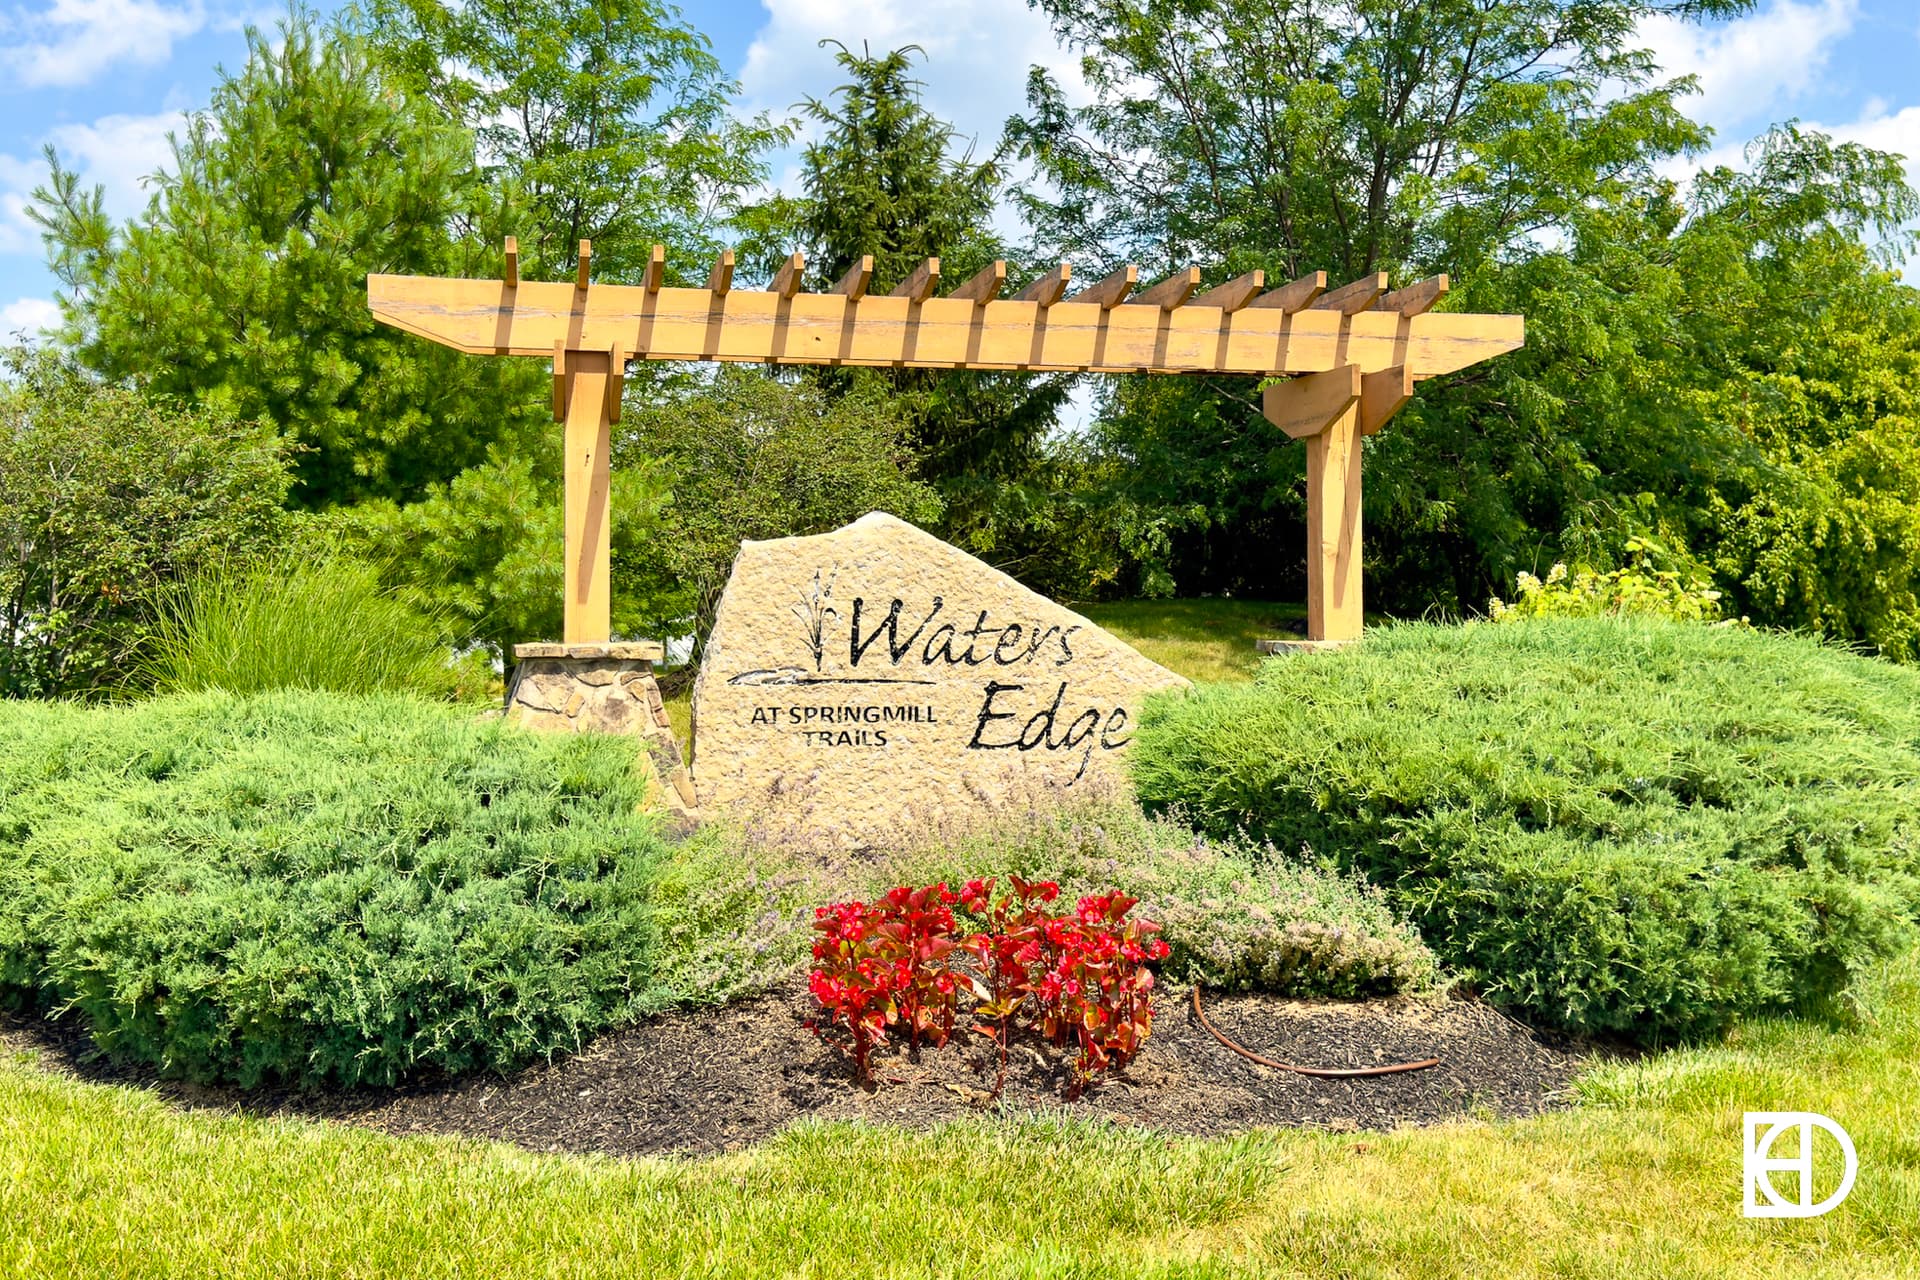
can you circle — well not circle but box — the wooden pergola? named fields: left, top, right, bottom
left=368, top=242, right=1523, bottom=646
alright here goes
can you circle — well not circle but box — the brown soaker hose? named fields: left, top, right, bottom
left=1191, top=984, right=1442, bottom=1078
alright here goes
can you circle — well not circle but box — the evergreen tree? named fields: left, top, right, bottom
left=755, top=43, right=1072, bottom=562
left=31, top=8, right=546, bottom=509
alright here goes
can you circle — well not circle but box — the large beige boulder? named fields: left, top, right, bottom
left=691, top=512, right=1188, bottom=842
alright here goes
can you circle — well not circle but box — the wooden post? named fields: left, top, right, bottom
left=1263, top=363, right=1420, bottom=644
left=1265, top=367, right=1362, bottom=643
left=556, top=348, right=614, bottom=643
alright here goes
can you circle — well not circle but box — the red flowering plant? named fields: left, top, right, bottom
left=808, top=883, right=963, bottom=1084
left=955, top=875, right=1058, bottom=1093
left=1033, top=891, right=1171, bottom=1096
left=809, top=876, right=1168, bottom=1096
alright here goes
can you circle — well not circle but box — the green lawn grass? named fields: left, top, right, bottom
left=1079, top=598, right=1305, bottom=683
left=5, top=953, right=1915, bottom=1278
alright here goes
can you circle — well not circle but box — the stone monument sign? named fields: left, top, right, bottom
left=691, top=513, right=1188, bottom=839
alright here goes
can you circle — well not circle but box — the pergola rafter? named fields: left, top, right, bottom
left=367, top=240, right=1524, bottom=647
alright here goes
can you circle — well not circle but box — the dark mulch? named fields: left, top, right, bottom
left=1, top=979, right=1594, bottom=1159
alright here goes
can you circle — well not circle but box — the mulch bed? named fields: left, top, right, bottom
left=2, top=979, right=1595, bottom=1159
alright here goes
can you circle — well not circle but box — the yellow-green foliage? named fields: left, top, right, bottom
left=1490, top=537, right=1726, bottom=624
left=1134, top=618, right=1920, bottom=1040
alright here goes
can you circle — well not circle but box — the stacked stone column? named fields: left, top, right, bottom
left=504, top=642, right=696, bottom=816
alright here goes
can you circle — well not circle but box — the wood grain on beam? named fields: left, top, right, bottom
left=368, top=274, right=1524, bottom=378
left=948, top=260, right=1006, bottom=305
left=889, top=257, right=941, bottom=302
left=1248, top=272, right=1327, bottom=312
left=833, top=255, right=874, bottom=300
left=1311, top=272, right=1388, bottom=314
left=1070, top=264, right=1139, bottom=309
left=1358, top=364, right=1415, bottom=436
left=1128, top=265, right=1202, bottom=311
left=1374, top=274, right=1449, bottom=317
left=1191, top=269, right=1265, bottom=313
left=1015, top=262, right=1072, bottom=307
left=1262, top=365, right=1362, bottom=440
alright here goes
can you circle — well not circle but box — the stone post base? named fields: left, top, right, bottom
left=505, top=642, right=697, bottom=816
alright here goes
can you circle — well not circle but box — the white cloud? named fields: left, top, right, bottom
left=1, top=0, right=205, bottom=89
left=1638, top=0, right=1857, bottom=133
left=43, top=112, right=186, bottom=215
left=0, top=296, right=61, bottom=340
left=739, top=0, right=1091, bottom=179
left=0, top=110, right=185, bottom=260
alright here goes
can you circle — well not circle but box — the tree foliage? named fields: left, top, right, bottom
left=364, top=0, right=787, bottom=283
left=30, top=8, right=547, bottom=509
left=0, top=349, right=292, bottom=698
left=743, top=43, right=1073, bottom=562
left=622, top=368, right=943, bottom=655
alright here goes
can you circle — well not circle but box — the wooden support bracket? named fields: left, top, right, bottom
left=575, top=240, right=592, bottom=291
left=503, top=236, right=519, bottom=289
left=1192, top=269, right=1265, bottom=313
left=949, top=260, right=1006, bottom=305
left=606, top=345, right=627, bottom=424
left=1015, top=262, right=1072, bottom=307
left=1262, top=365, right=1361, bottom=439
left=709, top=249, right=735, bottom=295
left=834, top=256, right=874, bottom=300
left=643, top=244, right=665, bottom=294
left=551, top=341, right=567, bottom=421
left=1264, top=364, right=1367, bottom=644
left=1358, top=365, right=1414, bottom=436
left=1249, top=271, right=1327, bottom=312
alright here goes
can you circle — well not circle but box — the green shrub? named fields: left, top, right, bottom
left=0, top=692, right=733, bottom=1088
left=0, top=347, right=291, bottom=698
left=817, top=799, right=1437, bottom=999
left=143, top=552, right=478, bottom=699
left=1132, top=618, right=1920, bottom=1040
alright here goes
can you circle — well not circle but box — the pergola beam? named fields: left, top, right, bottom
left=1070, top=264, right=1139, bottom=309
left=1311, top=272, right=1388, bottom=314
left=1374, top=274, right=1449, bottom=318
left=1128, top=265, right=1201, bottom=311
left=370, top=253, right=1524, bottom=649
left=367, top=275, right=1521, bottom=378
left=949, top=260, right=1006, bottom=305
left=889, top=257, right=941, bottom=302
left=1015, top=263, right=1072, bottom=307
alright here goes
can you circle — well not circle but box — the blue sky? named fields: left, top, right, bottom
left=3, top=0, right=1918, bottom=339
